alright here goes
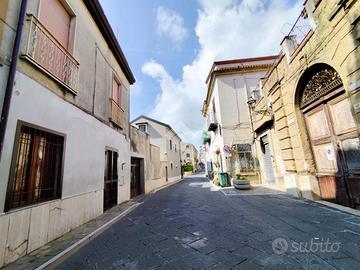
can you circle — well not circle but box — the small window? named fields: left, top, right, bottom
left=138, top=124, right=147, bottom=132
left=186, top=144, right=190, bottom=149
left=112, top=77, right=121, bottom=106
left=5, top=123, right=64, bottom=211
left=170, top=140, right=172, bottom=150
left=175, top=144, right=177, bottom=152
left=171, top=163, right=173, bottom=170
left=186, top=153, right=190, bottom=158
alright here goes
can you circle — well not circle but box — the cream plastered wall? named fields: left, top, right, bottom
left=254, top=0, right=360, bottom=199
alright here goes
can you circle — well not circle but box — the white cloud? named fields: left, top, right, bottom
left=156, top=6, right=188, bottom=45
left=130, top=81, right=143, bottom=96
left=144, top=0, right=303, bottom=146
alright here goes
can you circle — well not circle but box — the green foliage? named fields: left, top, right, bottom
left=213, top=178, right=220, bottom=186
left=183, top=162, right=193, bottom=172
left=235, top=174, right=246, bottom=180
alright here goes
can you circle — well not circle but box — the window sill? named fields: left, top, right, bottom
left=4, top=197, right=61, bottom=214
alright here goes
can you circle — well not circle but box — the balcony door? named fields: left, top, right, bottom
left=39, top=0, right=71, bottom=49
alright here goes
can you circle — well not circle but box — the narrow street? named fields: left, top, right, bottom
left=57, top=176, right=360, bottom=270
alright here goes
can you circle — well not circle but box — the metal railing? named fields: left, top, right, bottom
left=287, top=10, right=313, bottom=52
left=261, top=9, right=313, bottom=86
left=110, top=99, right=124, bottom=128
left=23, top=14, right=79, bottom=93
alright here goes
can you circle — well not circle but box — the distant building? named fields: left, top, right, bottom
left=251, top=0, right=360, bottom=208
left=132, top=116, right=182, bottom=182
left=0, top=0, right=134, bottom=266
left=201, top=56, right=277, bottom=179
left=181, top=143, right=199, bottom=172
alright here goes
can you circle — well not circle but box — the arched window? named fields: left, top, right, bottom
left=299, top=65, right=342, bottom=109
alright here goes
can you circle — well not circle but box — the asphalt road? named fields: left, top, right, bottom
left=56, top=175, right=360, bottom=270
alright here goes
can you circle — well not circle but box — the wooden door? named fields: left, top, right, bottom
left=130, top=158, right=141, bottom=198
left=305, top=95, right=359, bottom=206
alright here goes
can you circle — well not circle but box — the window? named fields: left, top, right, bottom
left=138, top=124, right=147, bottom=132
left=171, top=163, right=173, bottom=170
left=5, top=123, right=64, bottom=211
left=112, top=77, right=121, bottom=106
left=212, top=99, right=216, bottom=113
left=233, top=144, right=255, bottom=172
left=186, top=153, right=190, bottom=158
left=170, top=140, right=172, bottom=150
left=186, top=145, right=190, bottom=149
left=175, top=144, right=177, bottom=152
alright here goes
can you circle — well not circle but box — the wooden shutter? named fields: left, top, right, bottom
left=39, top=0, right=71, bottom=49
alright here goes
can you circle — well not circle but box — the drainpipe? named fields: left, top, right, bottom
left=0, top=0, right=27, bottom=160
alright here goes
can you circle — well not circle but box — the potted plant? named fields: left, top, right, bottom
left=232, top=174, right=251, bottom=190
left=213, top=177, right=221, bottom=186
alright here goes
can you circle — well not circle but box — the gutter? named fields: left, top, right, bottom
left=0, top=0, right=27, bottom=160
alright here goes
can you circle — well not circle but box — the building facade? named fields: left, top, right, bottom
left=181, top=143, right=199, bottom=172
left=0, top=0, right=135, bottom=266
left=202, top=56, right=277, bottom=179
left=130, top=125, right=175, bottom=194
left=252, top=0, right=360, bottom=208
left=132, top=116, right=182, bottom=183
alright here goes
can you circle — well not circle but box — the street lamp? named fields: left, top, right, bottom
left=247, top=96, right=257, bottom=111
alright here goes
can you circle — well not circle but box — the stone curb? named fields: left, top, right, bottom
left=316, top=200, right=360, bottom=217
left=34, top=202, right=141, bottom=270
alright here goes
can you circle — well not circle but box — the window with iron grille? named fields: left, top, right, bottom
left=5, top=123, right=64, bottom=211
left=232, top=144, right=255, bottom=173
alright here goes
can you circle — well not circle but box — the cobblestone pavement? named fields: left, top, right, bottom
left=57, top=176, right=360, bottom=270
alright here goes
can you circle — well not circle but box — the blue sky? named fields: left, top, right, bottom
left=100, top=0, right=200, bottom=118
left=99, top=0, right=303, bottom=146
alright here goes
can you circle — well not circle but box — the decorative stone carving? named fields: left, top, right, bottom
left=300, top=68, right=342, bottom=108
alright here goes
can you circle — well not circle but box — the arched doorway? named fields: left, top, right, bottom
left=298, top=64, right=360, bottom=208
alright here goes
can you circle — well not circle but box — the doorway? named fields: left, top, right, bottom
left=131, top=157, right=144, bottom=198
left=261, top=135, right=276, bottom=185
left=300, top=65, right=360, bottom=207
left=104, top=149, right=118, bottom=211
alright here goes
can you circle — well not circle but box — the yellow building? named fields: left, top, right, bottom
left=252, top=0, right=360, bottom=208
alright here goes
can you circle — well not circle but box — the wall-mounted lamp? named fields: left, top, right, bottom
left=247, top=96, right=273, bottom=116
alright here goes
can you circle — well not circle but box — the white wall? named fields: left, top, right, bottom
left=132, top=118, right=181, bottom=179
left=0, top=71, right=131, bottom=213
left=205, top=71, right=268, bottom=173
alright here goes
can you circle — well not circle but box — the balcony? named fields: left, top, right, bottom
left=23, top=15, right=79, bottom=94
left=110, top=99, right=125, bottom=128
left=207, top=112, right=218, bottom=132
left=281, top=10, right=313, bottom=63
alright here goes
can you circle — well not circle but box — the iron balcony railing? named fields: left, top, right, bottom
left=23, top=14, right=79, bottom=93
left=110, top=99, right=125, bottom=128
left=261, top=9, right=313, bottom=88
left=286, top=10, right=313, bottom=54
